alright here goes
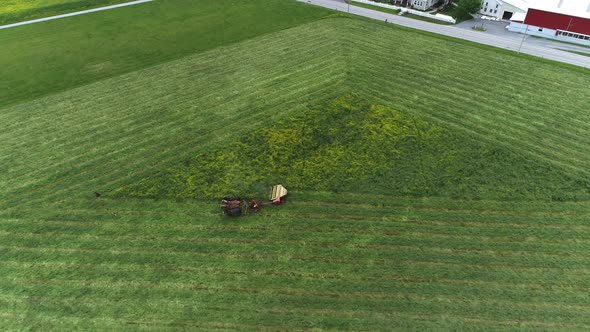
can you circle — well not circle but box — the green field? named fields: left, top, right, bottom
left=1, top=0, right=590, bottom=329
left=0, top=0, right=132, bottom=25
left=0, top=0, right=333, bottom=108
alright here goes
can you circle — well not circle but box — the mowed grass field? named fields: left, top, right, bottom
left=1, top=0, right=590, bottom=329
left=3, top=195, right=590, bottom=330
left=0, top=0, right=131, bottom=25
left=0, top=0, right=334, bottom=108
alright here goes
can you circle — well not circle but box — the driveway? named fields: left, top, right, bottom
left=456, top=18, right=590, bottom=55
left=298, top=0, right=590, bottom=69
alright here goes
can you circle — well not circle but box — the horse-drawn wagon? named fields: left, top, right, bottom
left=220, top=184, right=287, bottom=217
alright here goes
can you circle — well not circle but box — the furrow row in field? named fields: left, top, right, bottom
left=3, top=241, right=590, bottom=279
left=4, top=215, right=590, bottom=255
left=276, top=205, right=590, bottom=225
left=3, top=196, right=590, bottom=232
left=350, top=57, right=590, bottom=172
left=0, top=308, right=297, bottom=332
left=260, top=214, right=590, bottom=239
left=355, top=65, right=590, bottom=168
left=346, top=32, right=587, bottom=161
left=3, top=206, right=590, bottom=230
left=2, top=57, right=340, bottom=182
left=291, top=196, right=590, bottom=218
left=295, top=190, right=590, bottom=214
left=0, top=305, right=582, bottom=331
left=362, top=83, right=589, bottom=175
left=0, top=40, right=341, bottom=153
left=0, top=277, right=588, bottom=328
left=0, top=274, right=580, bottom=330
left=4, top=190, right=590, bottom=221
left=23, top=79, right=346, bottom=204
left=2, top=261, right=588, bottom=305
left=0, top=30, right=340, bottom=135
left=346, top=23, right=590, bottom=106
left=2, top=191, right=588, bottom=221
left=359, top=81, right=590, bottom=169
left=2, top=65, right=345, bottom=202
left=3, top=240, right=590, bottom=274
left=4, top=214, right=590, bottom=245
left=1, top=262, right=588, bottom=301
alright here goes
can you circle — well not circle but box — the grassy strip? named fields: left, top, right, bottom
left=0, top=0, right=131, bottom=25
left=0, top=0, right=334, bottom=109
left=559, top=49, right=590, bottom=57
left=530, top=35, right=590, bottom=49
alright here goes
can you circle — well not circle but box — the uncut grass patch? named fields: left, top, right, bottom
left=116, top=94, right=590, bottom=202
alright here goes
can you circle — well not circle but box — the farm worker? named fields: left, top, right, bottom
left=249, top=200, right=259, bottom=209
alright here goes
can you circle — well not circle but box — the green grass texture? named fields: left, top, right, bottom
left=0, top=0, right=132, bottom=25
left=116, top=94, right=589, bottom=202
left=1, top=0, right=590, bottom=329
left=2, top=194, right=590, bottom=330
left=0, top=0, right=335, bottom=109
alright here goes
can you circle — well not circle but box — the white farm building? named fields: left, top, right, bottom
left=479, top=0, right=528, bottom=20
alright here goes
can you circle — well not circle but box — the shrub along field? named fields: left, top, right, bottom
left=1, top=0, right=590, bottom=329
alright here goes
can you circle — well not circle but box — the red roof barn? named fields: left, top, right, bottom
left=508, top=0, right=590, bottom=45
left=525, top=8, right=590, bottom=36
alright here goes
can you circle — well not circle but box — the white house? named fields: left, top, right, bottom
left=480, top=0, right=528, bottom=20
left=411, top=0, right=437, bottom=11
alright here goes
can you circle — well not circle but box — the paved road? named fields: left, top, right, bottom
left=0, top=0, right=153, bottom=30
left=298, top=0, right=590, bottom=69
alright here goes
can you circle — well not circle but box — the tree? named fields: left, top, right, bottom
left=456, top=0, right=481, bottom=16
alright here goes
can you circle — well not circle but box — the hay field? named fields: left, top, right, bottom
left=1, top=1, right=590, bottom=329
